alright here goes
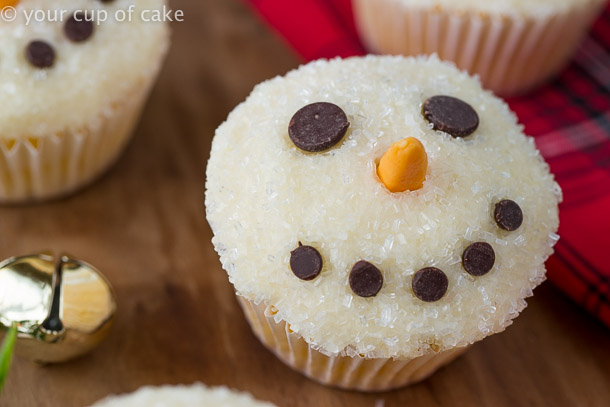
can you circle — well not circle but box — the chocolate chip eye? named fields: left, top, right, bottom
left=412, top=267, right=448, bottom=302
left=25, top=40, right=56, bottom=68
left=422, top=95, right=479, bottom=138
left=64, top=11, right=95, bottom=43
left=349, top=260, right=383, bottom=298
left=462, top=242, right=495, bottom=276
left=494, top=199, right=523, bottom=231
left=288, top=102, right=350, bottom=152
left=290, top=243, right=322, bottom=281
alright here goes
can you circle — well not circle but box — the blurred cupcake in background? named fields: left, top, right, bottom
left=89, top=384, right=277, bottom=407
left=0, top=0, right=170, bottom=203
left=352, top=0, right=607, bottom=95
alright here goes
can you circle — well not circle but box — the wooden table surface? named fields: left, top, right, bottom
left=1, top=1, right=609, bottom=406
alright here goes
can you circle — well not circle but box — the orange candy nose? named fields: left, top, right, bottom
left=377, top=137, right=428, bottom=192
left=0, top=0, right=18, bottom=9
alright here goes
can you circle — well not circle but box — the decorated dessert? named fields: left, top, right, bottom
left=205, top=55, right=561, bottom=391
left=89, top=384, right=277, bottom=407
left=0, top=0, right=170, bottom=202
left=352, top=0, right=607, bottom=95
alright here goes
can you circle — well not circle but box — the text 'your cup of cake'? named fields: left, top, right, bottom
left=205, top=55, right=561, bottom=391
left=0, top=0, right=170, bottom=203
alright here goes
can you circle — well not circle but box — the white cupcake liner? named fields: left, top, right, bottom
left=0, top=81, right=153, bottom=204
left=353, top=0, right=605, bottom=95
left=238, top=296, right=469, bottom=392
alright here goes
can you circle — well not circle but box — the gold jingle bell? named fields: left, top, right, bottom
left=0, top=253, right=116, bottom=363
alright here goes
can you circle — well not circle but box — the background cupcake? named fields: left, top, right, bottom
left=352, top=0, right=607, bottom=95
left=206, top=55, right=561, bottom=391
left=89, top=384, right=277, bottom=407
left=0, top=0, right=170, bottom=203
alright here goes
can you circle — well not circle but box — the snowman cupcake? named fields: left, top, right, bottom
left=205, top=55, right=561, bottom=391
left=89, top=384, right=277, bottom=407
left=0, top=0, right=170, bottom=202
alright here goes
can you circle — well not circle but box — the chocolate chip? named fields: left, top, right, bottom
left=462, top=242, right=495, bottom=276
left=290, top=243, right=322, bottom=281
left=349, top=260, right=383, bottom=298
left=64, top=12, right=95, bottom=43
left=25, top=41, right=55, bottom=68
left=494, top=199, right=523, bottom=231
left=423, top=95, right=479, bottom=138
left=289, top=102, right=349, bottom=152
left=412, top=267, right=448, bottom=302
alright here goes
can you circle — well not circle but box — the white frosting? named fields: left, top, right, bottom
left=0, top=0, right=169, bottom=139
left=89, top=384, right=276, bottom=407
left=206, top=55, right=561, bottom=359
left=386, top=0, right=605, bottom=17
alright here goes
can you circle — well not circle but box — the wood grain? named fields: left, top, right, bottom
left=1, top=0, right=609, bottom=406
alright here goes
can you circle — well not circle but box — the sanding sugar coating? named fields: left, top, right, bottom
left=0, top=0, right=169, bottom=139
left=206, top=55, right=561, bottom=359
left=88, top=384, right=277, bottom=407
left=392, top=0, right=604, bottom=18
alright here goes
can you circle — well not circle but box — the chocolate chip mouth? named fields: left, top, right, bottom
left=288, top=197, right=524, bottom=302
left=349, top=260, right=383, bottom=298
left=412, top=267, right=449, bottom=302
left=462, top=242, right=495, bottom=277
left=494, top=199, right=523, bottom=231
left=290, top=243, right=322, bottom=281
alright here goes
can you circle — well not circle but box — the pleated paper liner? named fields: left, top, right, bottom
left=238, top=296, right=469, bottom=392
left=0, top=82, right=151, bottom=203
left=353, top=0, right=605, bottom=95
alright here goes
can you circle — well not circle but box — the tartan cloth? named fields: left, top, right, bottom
left=245, top=0, right=610, bottom=328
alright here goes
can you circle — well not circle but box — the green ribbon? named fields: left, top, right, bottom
left=0, top=323, right=17, bottom=393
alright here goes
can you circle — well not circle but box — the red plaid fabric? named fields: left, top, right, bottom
left=245, top=0, right=610, bottom=328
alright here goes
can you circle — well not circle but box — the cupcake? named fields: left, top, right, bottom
left=89, top=384, right=277, bottom=407
left=205, top=55, right=561, bottom=391
left=0, top=0, right=170, bottom=203
left=352, top=0, right=606, bottom=95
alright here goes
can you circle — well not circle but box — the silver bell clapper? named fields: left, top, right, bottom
left=0, top=253, right=116, bottom=364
